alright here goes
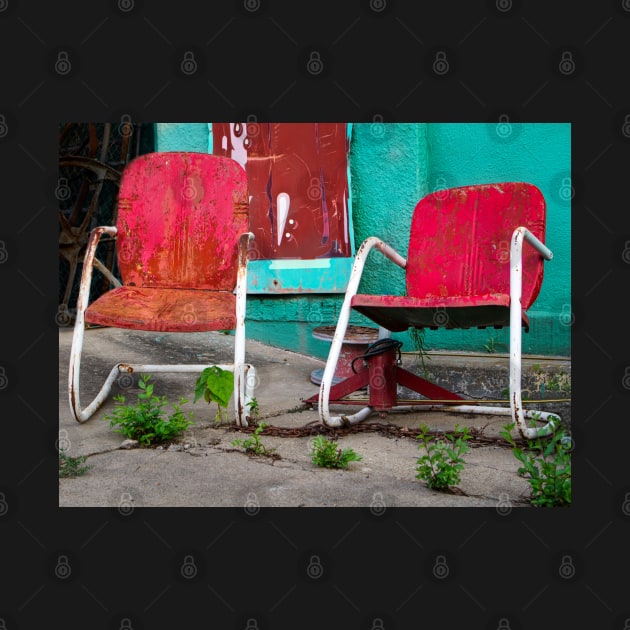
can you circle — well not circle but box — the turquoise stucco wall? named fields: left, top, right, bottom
left=155, top=122, right=571, bottom=358
left=421, top=123, right=571, bottom=356
left=155, top=123, right=210, bottom=152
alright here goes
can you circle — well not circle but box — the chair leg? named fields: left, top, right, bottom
left=318, top=285, right=374, bottom=427
left=509, top=315, right=559, bottom=439
left=318, top=238, right=408, bottom=427
left=232, top=329, right=252, bottom=427
left=233, top=231, right=254, bottom=427
left=510, top=228, right=560, bottom=439
left=68, top=307, right=123, bottom=423
left=310, top=237, right=408, bottom=426
left=68, top=225, right=122, bottom=422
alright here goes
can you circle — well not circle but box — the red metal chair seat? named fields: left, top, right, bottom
left=85, top=287, right=237, bottom=332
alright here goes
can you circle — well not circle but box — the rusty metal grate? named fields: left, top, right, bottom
left=58, top=122, right=154, bottom=319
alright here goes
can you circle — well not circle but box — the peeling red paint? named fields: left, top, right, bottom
left=115, top=152, right=248, bottom=291
left=406, top=182, right=545, bottom=305
left=85, top=287, right=237, bottom=332
left=84, top=152, right=247, bottom=332
left=351, top=183, right=546, bottom=333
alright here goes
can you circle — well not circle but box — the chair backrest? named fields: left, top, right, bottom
left=406, top=182, right=546, bottom=309
left=116, top=152, right=248, bottom=291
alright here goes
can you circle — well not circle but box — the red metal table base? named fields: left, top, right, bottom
left=305, top=347, right=464, bottom=411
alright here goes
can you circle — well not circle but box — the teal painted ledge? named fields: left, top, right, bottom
left=246, top=257, right=353, bottom=294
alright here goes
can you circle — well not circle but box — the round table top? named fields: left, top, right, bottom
left=312, top=324, right=380, bottom=344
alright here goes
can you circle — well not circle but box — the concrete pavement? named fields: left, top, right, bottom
left=58, top=325, right=570, bottom=509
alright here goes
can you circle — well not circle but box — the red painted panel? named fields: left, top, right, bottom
left=115, top=152, right=248, bottom=291
left=212, top=123, right=350, bottom=259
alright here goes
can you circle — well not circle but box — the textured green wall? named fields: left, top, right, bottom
left=421, top=123, right=571, bottom=356
left=155, top=123, right=210, bottom=152
left=155, top=122, right=571, bottom=358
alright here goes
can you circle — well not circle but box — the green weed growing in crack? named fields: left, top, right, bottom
left=409, top=327, right=431, bottom=376
left=309, top=435, right=362, bottom=469
left=232, top=422, right=276, bottom=458
left=247, top=397, right=260, bottom=418
left=500, top=419, right=571, bottom=507
left=483, top=331, right=508, bottom=354
left=194, top=366, right=234, bottom=423
left=59, top=448, right=93, bottom=478
left=105, top=374, right=193, bottom=446
left=415, top=424, right=472, bottom=491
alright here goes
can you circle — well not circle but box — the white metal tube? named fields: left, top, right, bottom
left=68, top=226, right=118, bottom=422
left=374, top=240, right=407, bottom=269
left=73, top=361, right=256, bottom=423
left=320, top=405, right=375, bottom=428
left=319, top=236, right=405, bottom=427
left=115, top=363, right=239, bottom=373
left=244, top=364, right=257, bottom=409
left=385, top=403, right=561, bottom=422
left=510, top=227, right=559, bottom=439
left=523, top=228, right=553, bottom=261
left=76, top=364, right=123, bottom=422
left=93, top=257, right=122, bottom=288
left=233, top=232, right=254, bottom=426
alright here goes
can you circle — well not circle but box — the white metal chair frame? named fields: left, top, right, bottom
left=318, top=229, right=560, bottom=439
left=68, top=226, right=257, bottom=427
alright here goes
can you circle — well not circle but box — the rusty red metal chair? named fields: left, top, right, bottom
left=315, top=182, right=560, bottom=439
left=68, top=152, right=256, bottom=426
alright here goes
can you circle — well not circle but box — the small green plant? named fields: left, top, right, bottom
left=232, top=422, right=275, bottom=457
left=543, top=372, right=571, bottom=393
left=415, top=424, right=472, bottom=491
left=248, top=397, right=260, bottom=418
left=409, top=327, right=431, bottom=375
left=194, top=366, right=234, bottom=423
left=59, top=448, right=93, bottom=478
left=309, top=435, right=362, bottom=469
left=105, top=374, right=193, bottom=446
left=483, top=332, right=508, bottom=354
left=500, top=419, right=571, bottom=507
